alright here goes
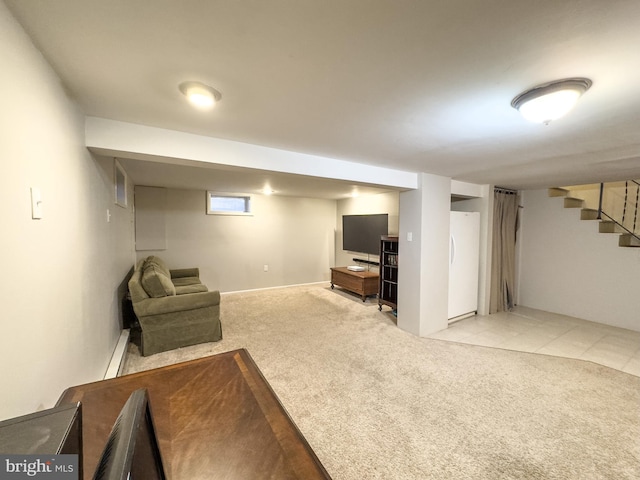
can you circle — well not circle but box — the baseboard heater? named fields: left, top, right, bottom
left=104, top=329, right=130, bottom=379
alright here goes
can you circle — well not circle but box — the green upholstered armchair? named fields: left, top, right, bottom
left=127, top=256, right=222, bottom=356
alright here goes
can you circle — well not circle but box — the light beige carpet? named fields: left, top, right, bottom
left=122, top=284, right=640, bottom=479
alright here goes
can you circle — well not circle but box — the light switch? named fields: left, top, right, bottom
left=31, top=188, right=43, bottom=219
left=407, top=232, right=413, bottom=241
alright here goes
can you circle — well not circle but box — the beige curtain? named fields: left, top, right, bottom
left=490, top=189, right=520, bottom=313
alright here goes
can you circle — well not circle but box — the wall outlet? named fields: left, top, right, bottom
left=263, top=264, right=269, bottom=272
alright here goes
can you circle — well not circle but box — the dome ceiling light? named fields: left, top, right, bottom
left=179, top=81, right=222, bottom=109
left=511, top=78, right=592, bottom=124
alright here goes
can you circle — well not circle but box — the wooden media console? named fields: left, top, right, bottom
left=330, top=266, right=379, bottom=301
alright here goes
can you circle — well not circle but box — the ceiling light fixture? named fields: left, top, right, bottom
left=511, top=78, right=592, bottom=124
left=178, top=81, right=222, bottom=109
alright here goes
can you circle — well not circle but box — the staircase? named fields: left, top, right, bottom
left=548, top=183, right=640, bottom=248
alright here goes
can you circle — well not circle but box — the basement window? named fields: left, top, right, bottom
left=206, top=192, right=252, bottom=216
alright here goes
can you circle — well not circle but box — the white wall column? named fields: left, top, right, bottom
left=397, top=173, right=451, bottom=336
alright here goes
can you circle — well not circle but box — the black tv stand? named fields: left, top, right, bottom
left=352, top=257, right=380, bottom=267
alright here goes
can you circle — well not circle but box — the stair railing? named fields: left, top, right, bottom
left=597, top=180, right=640, bottom=240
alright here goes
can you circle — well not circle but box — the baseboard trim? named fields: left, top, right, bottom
left=104, top=329, right=130, bottom=379
left=222, top=281, right=327, bottom=296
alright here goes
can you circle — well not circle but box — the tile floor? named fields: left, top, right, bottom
left=427, top=306, right=640, bottom=376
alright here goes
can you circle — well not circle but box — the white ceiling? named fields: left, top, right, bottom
left=6, top=0, right=640, bottom=197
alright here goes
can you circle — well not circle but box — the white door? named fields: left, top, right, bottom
left=448, top=211, right=480, bottom=320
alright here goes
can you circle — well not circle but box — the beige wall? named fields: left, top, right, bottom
left=135, top=188, right=336, bottom=291
left=518, top=189, right=639, bottom=331
left=0, top=3, right=135, bottom=420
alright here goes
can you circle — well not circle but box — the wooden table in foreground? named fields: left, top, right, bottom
left=57, top=349, right=331, bottom=480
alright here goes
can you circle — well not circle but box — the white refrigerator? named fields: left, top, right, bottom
left=448, top=211, right=480, bottom=321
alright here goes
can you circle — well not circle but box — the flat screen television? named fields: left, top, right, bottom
left=92, top=389, right=166, bottom=480
left=342, top=214, right=388, bottom=256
